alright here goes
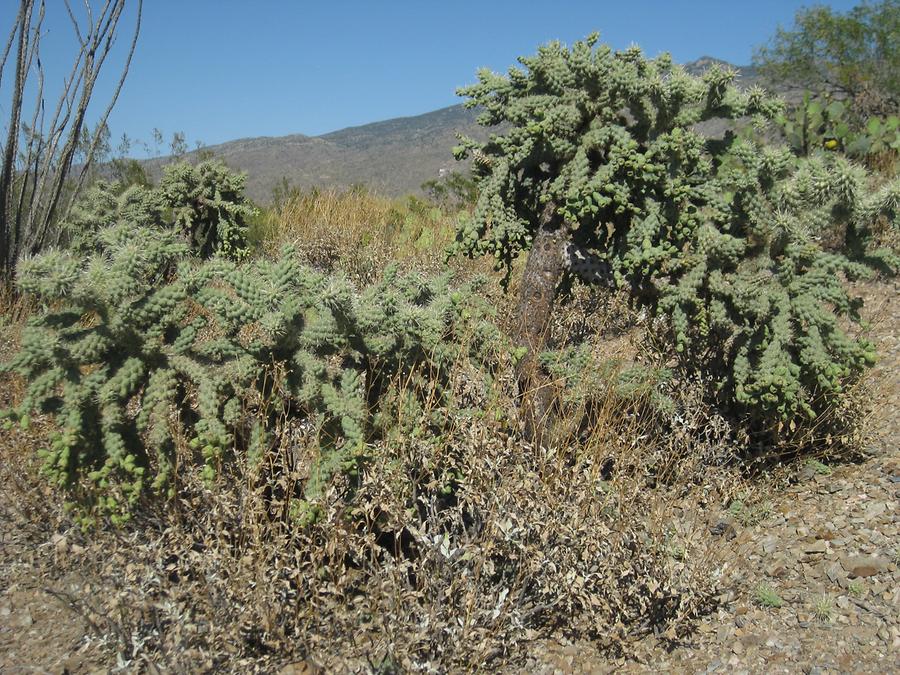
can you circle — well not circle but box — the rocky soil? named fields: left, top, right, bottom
left=526, top=279, right=900, bottom=674
left=1, top=279, right=897, bottom=674
left=0, top=527, right=110, bottom=674
left=526, top=452, right=898, bottom=674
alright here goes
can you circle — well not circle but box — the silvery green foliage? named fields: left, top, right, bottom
left=158, top=160, right=255, bottom=260
left=453, top=34, right=898, bottom=425
left=4, top=223, right=498, bottom=522
left=60, top=181, right=166, bottom=254
left=60, top=160, right=254, bottom=260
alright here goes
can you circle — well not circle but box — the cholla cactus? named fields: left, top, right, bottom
left=60, top=181, right=166, bottom=253
left=4, top=221, right=499, bottom=520
left=60, top=160, right=255, bottom=260
left=453, top=33, right=898, bottom=432
left=158, top=160, right=255, bottom=260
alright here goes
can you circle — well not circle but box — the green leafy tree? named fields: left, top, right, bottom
left=452, top=34, right=898, bottom=442
left=422, top=170, right=479, bottom=210
left=753, top=1, right=899, bottom=117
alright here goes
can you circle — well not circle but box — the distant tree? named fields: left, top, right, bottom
left=753, top=1, right=899, bottom=117
left=0, top=0, right=142, bottom=282
left=271, top=177, right=301, bottom=210
left=421, top=170, right=478, bottom=210
left=170, top=131, right=188, bottom=158
left=110, top=132, right=150, bottom=188
left=147, top=127, right=165, bottom=157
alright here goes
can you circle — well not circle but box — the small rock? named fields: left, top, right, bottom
left=15, top=609, right=33, bottom=628
left=717, top=624, right=733, bottom=643
left=278, top=660, right=321, bottom=675
left=797, top=465, right=817, bottom=482
left=766, top=560, right=788, bottom=578
left=825, top=561, right=845, bottom=584
left=51, top=533, right=68, bottom=554
left=841, top=555, right=890, bottom=578
left=710, top=521, right=737, bottom=540
left=760, top=535, right=778, bottom=554
left=803, top=539, right=828, bottom=555
left=741, top=633, right=764, bottom=648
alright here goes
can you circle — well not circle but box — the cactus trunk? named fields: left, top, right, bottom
left=514, top=202, right=567, bottom=445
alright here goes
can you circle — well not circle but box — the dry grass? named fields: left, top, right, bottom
left=0, top=284, right=35, bottom=336
left=253, top=187, right=474, bottom=286
left=0, top=270, right=741, bottom=670
left=0, top=285, right=34, bottom=412
left=0, top=347, right=732, bottom=672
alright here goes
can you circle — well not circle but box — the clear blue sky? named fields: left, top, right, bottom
left=2, top=0, right=862, bottom=152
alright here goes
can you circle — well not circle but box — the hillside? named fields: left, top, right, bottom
left=164, top=105, right=488, bottom=203
left=155, top=59, right=761, bottom=203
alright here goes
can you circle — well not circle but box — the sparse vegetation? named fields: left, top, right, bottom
left=813, top=594, right=835, bottom=622
left=728, top=496, right=774, bottom=526
left=755, top=583, right=785, bottom=608
left=0, top=10, right=898, bottom=673
left=806, top=458, right=834, bottom=476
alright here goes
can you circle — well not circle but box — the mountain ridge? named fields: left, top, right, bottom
left=159, top=59, right=760, bottom=203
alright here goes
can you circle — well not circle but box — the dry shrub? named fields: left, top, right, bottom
left=0, top=285, right=39, bottom=438
left=0, top=345, right=731, bottom=672
left=0, top=284, right=36, bottom=344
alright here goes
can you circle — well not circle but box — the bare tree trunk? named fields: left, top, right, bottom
left=514, top=201, right=567, bottom=445
left=0, top=1, right=30, bottom=279
left=0, top=0, right=142, bottom=283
